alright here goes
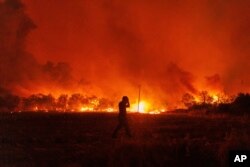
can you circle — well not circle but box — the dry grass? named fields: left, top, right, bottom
left=0, top=112, right=249, bottom=167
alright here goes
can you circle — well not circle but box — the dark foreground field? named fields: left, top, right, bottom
left=0, top=112, right=249, bottom=167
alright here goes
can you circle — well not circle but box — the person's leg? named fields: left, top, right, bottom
left=124, top=120, right=132, bottom=137
left=112, top=122, right=122, bottom=138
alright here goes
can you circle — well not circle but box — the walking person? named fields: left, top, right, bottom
left=112, top=96, right=132, bottom=138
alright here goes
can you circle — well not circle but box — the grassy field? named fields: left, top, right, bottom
left=0, top=112, right=249, bottom=167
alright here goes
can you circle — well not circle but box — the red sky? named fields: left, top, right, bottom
left=5, top=0, right=250, bottom=104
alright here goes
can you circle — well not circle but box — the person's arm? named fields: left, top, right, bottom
left=126, top=99, right=130, bottom=108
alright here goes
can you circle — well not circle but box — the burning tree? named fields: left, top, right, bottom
left=68, top=94, right=84, bottom=111
left=97, top=98, right=114, bottom=111
left=199, top=91, right=213, bottom=104
left=67, top=94, right=97, bottom=111
left=23, top=94, right=55, bottom=111
left=56, top=94, right=68, bottom=111
left=182, top=93, right=196, bottom=108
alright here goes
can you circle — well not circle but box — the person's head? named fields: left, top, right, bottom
left=122, top=96, right=129, bottom=103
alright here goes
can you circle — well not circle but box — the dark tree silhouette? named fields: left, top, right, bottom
left=182, top=93, right=196, bottom=108
left=199, top=91, right=213, bottom=104
left=68, top=93, right=84, bottom=111
left=57, top=94, right=68, bottom=111
left=23, top=94, right=55, bottom=111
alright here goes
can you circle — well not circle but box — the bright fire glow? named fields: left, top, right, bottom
left=105, top=108, right=114, bottom=112
left=149, top=111, right=161, bottom=115
left=212, top=94, right=219, bottom=103
left=129, top=101, right=162, bottom=114
left=10, top=90, right=232, bottom=114
left=131, top=101, right=149, bottom=113
left=80, top=107, right=94, bottom=112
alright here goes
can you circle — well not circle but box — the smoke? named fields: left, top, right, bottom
left=1, top=0, right=250, bottom=107
left=0, top=0, right=75, bottom=96
left=0, top=0, right=37, bottom=90
left=205, top=74, right=223, bottom=93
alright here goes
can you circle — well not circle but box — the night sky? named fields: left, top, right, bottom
left=1, top=0, right=250, bottom=106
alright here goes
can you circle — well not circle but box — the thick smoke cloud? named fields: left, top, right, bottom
left=2, top=0, right=250, bottom=106
left=0, top=0, right=37, bottom=91
left=0, top=0, right=75, bottom=96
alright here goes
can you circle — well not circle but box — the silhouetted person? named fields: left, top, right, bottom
left=112, top=96, right=132, bottom=138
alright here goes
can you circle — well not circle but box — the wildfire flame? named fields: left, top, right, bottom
left=80, top=107, right=94, bottom=112
left=130, top=101, right=163, bottom=114
left=1, top=86, right=233, bottom=114
left=211, top=94, right=219, bottom=103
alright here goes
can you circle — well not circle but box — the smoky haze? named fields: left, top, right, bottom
left=1, top=0, right=250, bottom=107
left=0, top=0, right=75, bottom=96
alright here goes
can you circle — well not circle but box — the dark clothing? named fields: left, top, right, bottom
left=118, top=101, right=127, bottom=120
left=112, top=101, right=131, bottom=138
left=112, top=119, right=131, bottom=138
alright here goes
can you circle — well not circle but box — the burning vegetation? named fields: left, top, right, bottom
left=0, top=0, right=250, bottom=114
left=1, top=85, right=250, bottom=115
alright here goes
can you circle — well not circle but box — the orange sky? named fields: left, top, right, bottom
left=1, top=0, right=250, bottom=106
